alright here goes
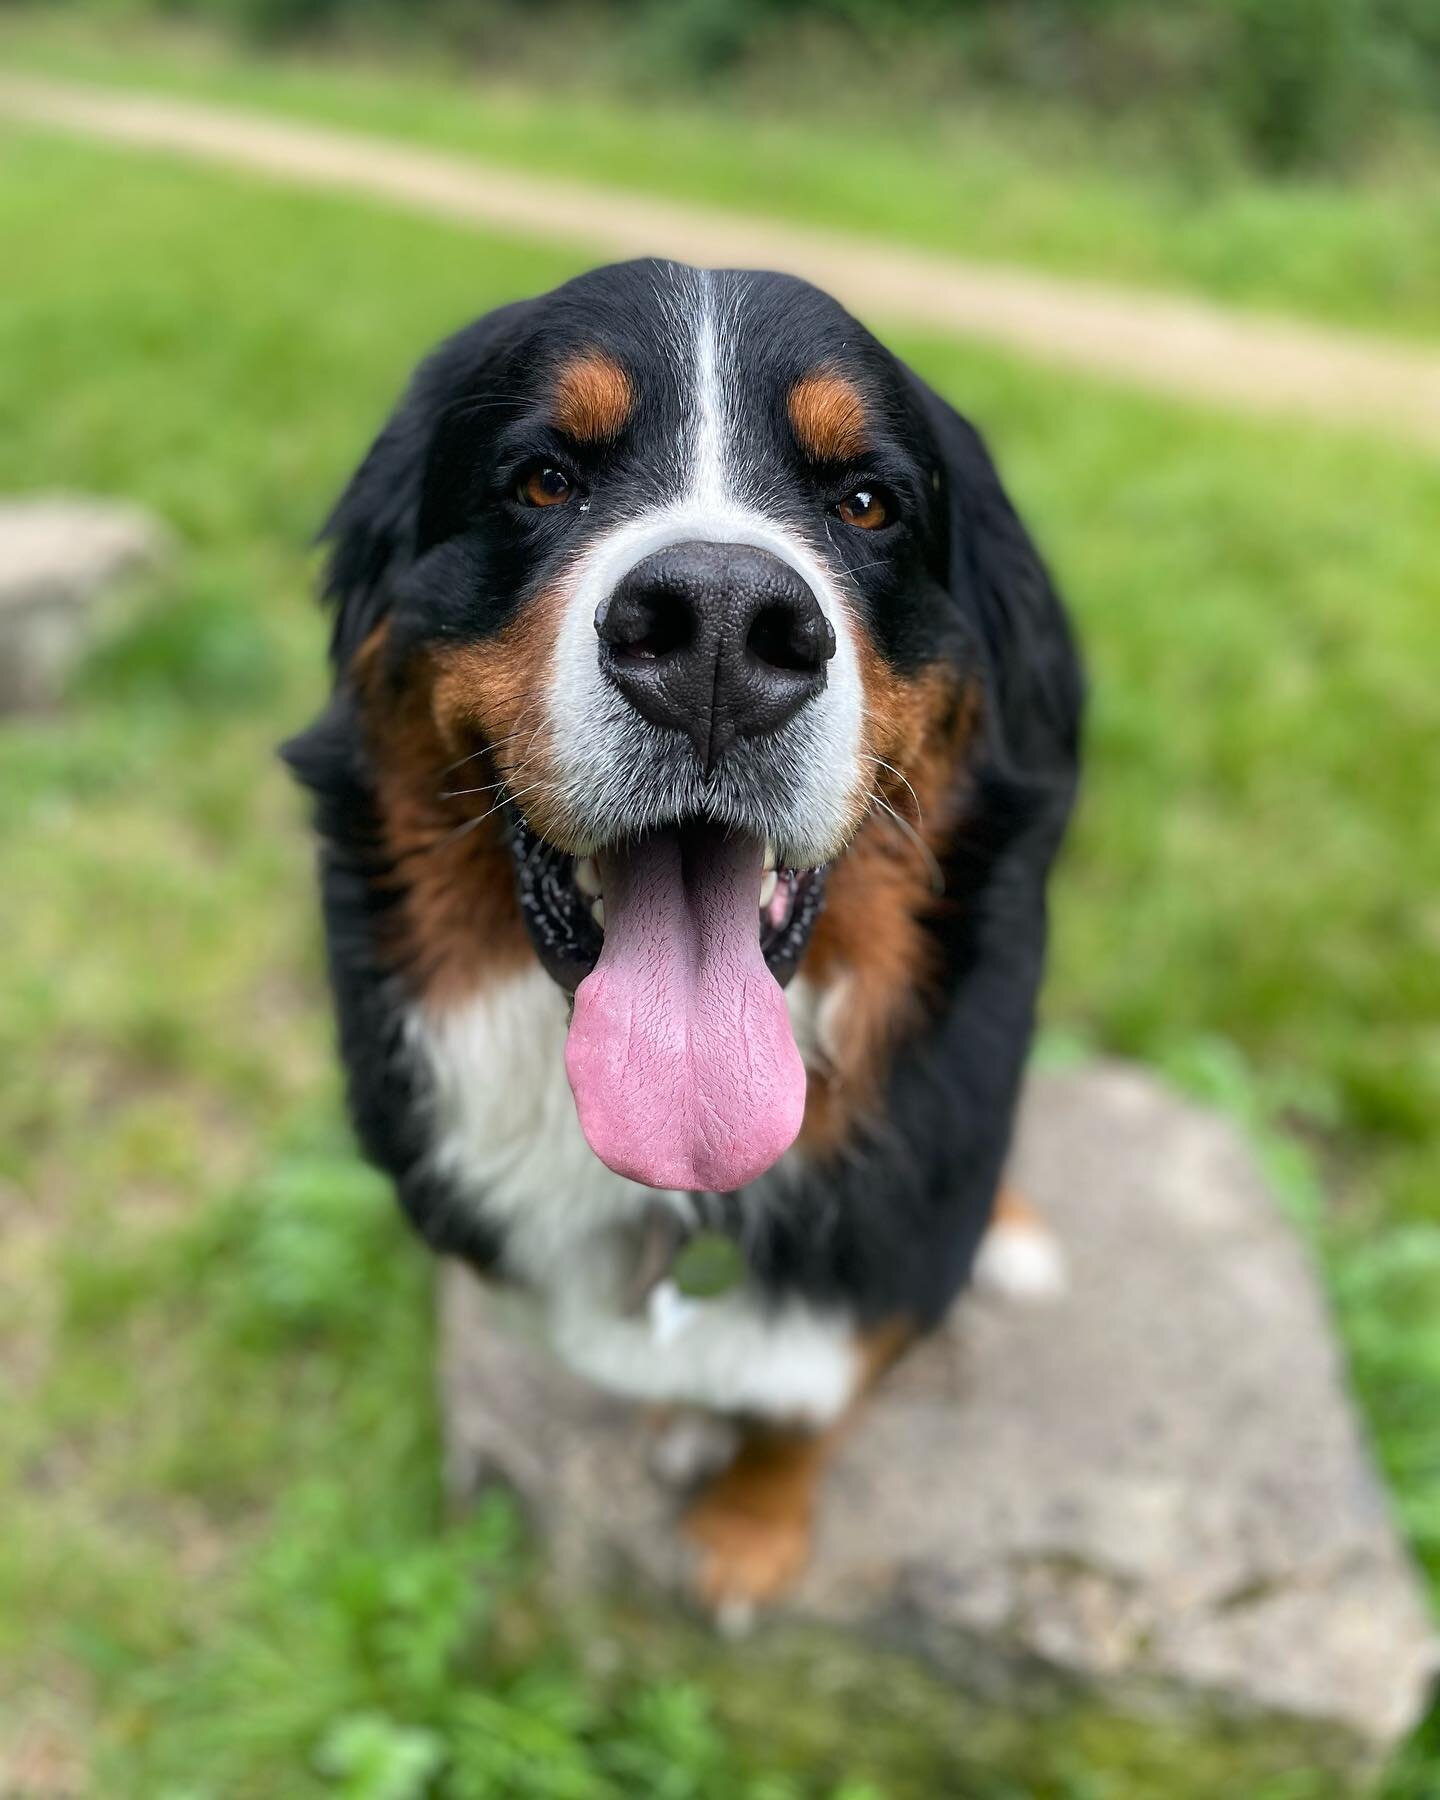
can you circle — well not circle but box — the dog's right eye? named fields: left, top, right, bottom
left=517, top=464, right=574, bottom=508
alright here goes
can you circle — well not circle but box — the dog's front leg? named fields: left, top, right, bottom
left=682, top=1322, right=911, bottom=1628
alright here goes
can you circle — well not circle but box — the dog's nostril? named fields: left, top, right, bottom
left=746, top=601, right=835, bottom=674
left=598, top=588, right=695, bottom=661
left=629, top=593, right=694, bottom=659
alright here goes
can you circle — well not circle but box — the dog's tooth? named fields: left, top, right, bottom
left=575, top=857, right=602, bottom=899
left=759, top=869, right=778, bottom=910
left=590, top=897, right=605, bottom=931
left=762, top=841, right=777, bottom=873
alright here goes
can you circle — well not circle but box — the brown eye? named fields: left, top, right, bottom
left=519, top=464, right=573, bottom=508
left=837, top=488, right=888, bottom=530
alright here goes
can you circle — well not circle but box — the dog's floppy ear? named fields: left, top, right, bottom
left=912, top=376, right=1083, bottom=782
left=318, top=297, right=536, bottom=671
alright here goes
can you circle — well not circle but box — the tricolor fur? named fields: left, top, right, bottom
left=285, top=260, right=1082, bottom=1434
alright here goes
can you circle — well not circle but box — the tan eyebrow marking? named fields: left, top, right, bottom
left=787, top=369, right=869, bottom=462
left=552, top=350, right=633, bottom=444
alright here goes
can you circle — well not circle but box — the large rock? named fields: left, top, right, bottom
left=0, top=496, right=170, bottom=709
left=438, top=1064, right=1436, bottom=1780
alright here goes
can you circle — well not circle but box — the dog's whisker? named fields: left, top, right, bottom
left=868, top=790, right=945, bottom=896
left=868, top=754, right=925, bottom=828
left=437, top=705, right=545, bottom=784
left=426, top=811, right=493, bottom=852
left=459, top=777, right=555, bottom=836
left=439, top=777, right=511, bottom=802
left=439, top=744, right=493, bottom=779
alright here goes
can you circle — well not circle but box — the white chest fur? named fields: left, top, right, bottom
left=407, top=966, right=859, bottom=1425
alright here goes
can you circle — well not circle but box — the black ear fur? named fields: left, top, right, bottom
left=318, top=297, right=537, bottom=671
left=912, top=377, right=1084, bottom=784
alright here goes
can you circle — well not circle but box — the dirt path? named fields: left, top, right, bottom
left=7, top=74, right=1440, bottom=451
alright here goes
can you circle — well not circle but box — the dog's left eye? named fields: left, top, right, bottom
left=517, top=464, right=574, bottom=508
left=836, top=488, right=890, bottom=530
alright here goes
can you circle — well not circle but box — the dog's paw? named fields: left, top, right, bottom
left=684, top=1482, right=812, bottom=1631
left=973, top=1208, right=1069, bottom=1303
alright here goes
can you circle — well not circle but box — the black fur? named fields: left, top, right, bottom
left=285, top=259, right=1082, bottom=1329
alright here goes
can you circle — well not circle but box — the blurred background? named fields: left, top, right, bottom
left=1, top=1, right=1438, bottom=1793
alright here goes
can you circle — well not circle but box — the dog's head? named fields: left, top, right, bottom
left=291, top=260, right=1074, bottom=1194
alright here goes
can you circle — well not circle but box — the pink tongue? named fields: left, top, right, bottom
left=564, top=830, right=807, bottom=1190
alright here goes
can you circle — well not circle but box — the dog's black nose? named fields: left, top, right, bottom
left=596, top=541, right=835, bottom=767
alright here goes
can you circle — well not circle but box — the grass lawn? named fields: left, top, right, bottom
left=1, top=119, right=1437, bottom=1795
left=5, top=15, right=1440, bottom=343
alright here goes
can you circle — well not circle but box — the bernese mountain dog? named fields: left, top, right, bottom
left=285, top=258, right=1083, bottom=1618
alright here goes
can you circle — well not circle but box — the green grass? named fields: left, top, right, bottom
left=1, top=121, right=1437, bottom=1793
left=5, top=13, right=1440, bottom=342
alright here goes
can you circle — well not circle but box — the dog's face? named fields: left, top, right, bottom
left=303, top=261, right=1010, bottom=1194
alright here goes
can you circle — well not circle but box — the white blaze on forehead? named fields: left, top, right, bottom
left=545, top=266, right=867, bottom=856
left=689, top=262, right=733, bottom=503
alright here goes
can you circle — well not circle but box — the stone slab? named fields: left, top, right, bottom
left=0, top=496, right=170, bottom=708
left=438, top=1064, right=1437, bottom=1764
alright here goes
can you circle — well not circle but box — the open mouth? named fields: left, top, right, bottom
left=507, top=805, right=829, bottom=1191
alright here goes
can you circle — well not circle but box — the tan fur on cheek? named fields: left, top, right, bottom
left=351, top=590, right=580, bottom=1004
left=350, top=572, right=597, bottom=1000
left=349, top=633, right=532, bottom=1004
left=428, top=585, right=574, bottom=846
left=798, top=658, right=979, bottom=1154
left=553, top=350, right=632, bottom=444
left=787, top=369, right=869, bottom=463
